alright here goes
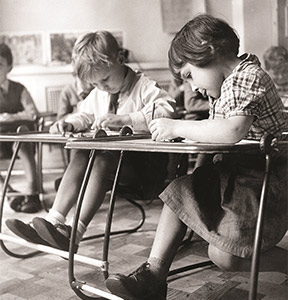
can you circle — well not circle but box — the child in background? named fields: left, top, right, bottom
left=263, top=46, right=288, bottom=106
left=57, top=72, right=93, bottom=121
left=0, top=43, right=41, bottom=213
left=106, top=14, right=288, bottom=300
left=6, top=31, right=175, bottom=251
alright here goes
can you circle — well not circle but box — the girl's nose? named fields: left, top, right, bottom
left=190, top=84, right=199, bottom=92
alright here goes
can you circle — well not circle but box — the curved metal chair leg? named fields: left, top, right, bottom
left=81, top=197, right=146, bottom=242
left=0, top=138, right=40, bottom=258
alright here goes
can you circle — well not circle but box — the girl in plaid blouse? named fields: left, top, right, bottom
left=106, top=14, right=288, bottom=300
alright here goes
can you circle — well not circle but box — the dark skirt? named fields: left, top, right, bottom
left=159, top=152, right=287, bottom=258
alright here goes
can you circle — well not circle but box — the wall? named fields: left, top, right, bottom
left=0, top=0, right=174, bottom=63
left=0, top=0, right=180, bottom=111
left=242, top=0, right=279, bottom=62
left=0, top=0, right=281, bottom=112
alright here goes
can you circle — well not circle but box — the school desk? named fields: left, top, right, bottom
left=0, top=128, right=149, bottom=300
left=64, top=133, right=287, bottom=300
left=0, top=130, right=287, bottom=300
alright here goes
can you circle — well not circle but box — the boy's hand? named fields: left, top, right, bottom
left=49, top=119, right=73, bottom=135
left=92, top=114, right=131, bottom=130
left=149, top=118, right=177, bottom=141
left=0, top=113, right=15, bottom=122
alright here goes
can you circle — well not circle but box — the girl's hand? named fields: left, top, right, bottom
left=92, top=114, right=131, bottom=130
left=149, top=118, right=178, bottom=141
left=49, top=119, right=73, bottom=134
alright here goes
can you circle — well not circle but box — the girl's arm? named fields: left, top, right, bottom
left=149, top=115, right=254, bottom=143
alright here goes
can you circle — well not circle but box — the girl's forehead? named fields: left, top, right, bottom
left=179, top=63, right=192, bottom=77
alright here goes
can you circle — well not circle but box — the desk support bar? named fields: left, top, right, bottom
left=0, top=233, right=104, bottom=266
left=249, top=153, right=271, bottom=300
left=102, top=150, right=124, bottom=273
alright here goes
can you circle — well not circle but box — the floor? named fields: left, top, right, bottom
left=0, top=145, right=287, bottom=300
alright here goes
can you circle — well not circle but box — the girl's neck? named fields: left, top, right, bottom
left=221, top=56, right=241, bottom=79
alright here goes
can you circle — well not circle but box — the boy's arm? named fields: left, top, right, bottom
left=63, top=90, right=102, bottom=132
left=1, top=88, right=38, bottom=121
left=129, top=82, right=176, bottom=131
left=64, top=111, right=94, bottom=132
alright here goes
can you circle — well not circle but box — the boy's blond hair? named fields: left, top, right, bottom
left=72, top=31, right=121, bottom=81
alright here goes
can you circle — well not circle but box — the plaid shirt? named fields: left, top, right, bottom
left=209, top=53, right=288, bottom=140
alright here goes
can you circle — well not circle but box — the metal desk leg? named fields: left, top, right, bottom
left=0, top=139, right=40, bottom=258
left=68, top=150, right=125, bottom=300
left=36, top=141, right=44, bottom=200
left=249, top=153, right=272, bottom=300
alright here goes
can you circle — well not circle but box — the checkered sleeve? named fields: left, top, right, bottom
left=220, top=71, right=266, bottom=119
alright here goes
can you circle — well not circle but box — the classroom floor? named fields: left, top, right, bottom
left=0, top=145, right=287, bottom=300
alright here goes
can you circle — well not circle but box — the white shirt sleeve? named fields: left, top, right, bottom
left=65, top=88, right=110, bottom=132
left=127, top=76, right=176, bottom=131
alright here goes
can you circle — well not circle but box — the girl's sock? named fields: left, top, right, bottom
left=147, top=257, right=170, bottom=281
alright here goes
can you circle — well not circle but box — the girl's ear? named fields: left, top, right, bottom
left=209, top=45, right=215, bottom=54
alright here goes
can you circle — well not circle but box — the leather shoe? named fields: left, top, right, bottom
left=8, top=194, right=42, bottom=213
left=32, top=217, right=73, bottom=251
left=106, top=262, right=167, bottom=300
left=6, top=219, right=50, bottom=245
left=20, top=194, right=42, bottom=213
left=7, top=195, right=25, bottom=211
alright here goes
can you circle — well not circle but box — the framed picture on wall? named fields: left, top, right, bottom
left=47, top=30, right=124, bottom=66
left=0, top=32, right=45, bottom=65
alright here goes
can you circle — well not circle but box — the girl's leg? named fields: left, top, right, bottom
left=105, top=204, right=187, bottom=299
left=148, top=203, right=187, bottom=279
left=208, top=244, right=288, bottom=274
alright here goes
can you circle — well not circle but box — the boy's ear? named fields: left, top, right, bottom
left=118, top=48, right=129, bottom=63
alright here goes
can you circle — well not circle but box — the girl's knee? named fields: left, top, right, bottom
left=208, top=244, right=244, bottom=271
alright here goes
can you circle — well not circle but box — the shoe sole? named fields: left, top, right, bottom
left=106, top=276, right=167, bottom=300
left=32, top=217, right=70, bottom=251
left=5, top=219, right=49, bottom=246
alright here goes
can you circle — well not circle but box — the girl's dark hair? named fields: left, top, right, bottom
left=168, top=14, right=240, bottom=80
left=0, top=43, right=13, bottom=66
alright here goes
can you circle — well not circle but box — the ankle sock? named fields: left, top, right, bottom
left=147, top=257, right=170, bottom=280
left=45, top=209, right=66, bottom=225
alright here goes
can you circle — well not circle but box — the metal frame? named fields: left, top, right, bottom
left=0, top=132, right=287, bottom=300
left=64, top=133, right=287, bottom=300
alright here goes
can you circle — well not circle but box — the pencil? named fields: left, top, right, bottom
left=152, top=102, right=156, bottom=120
